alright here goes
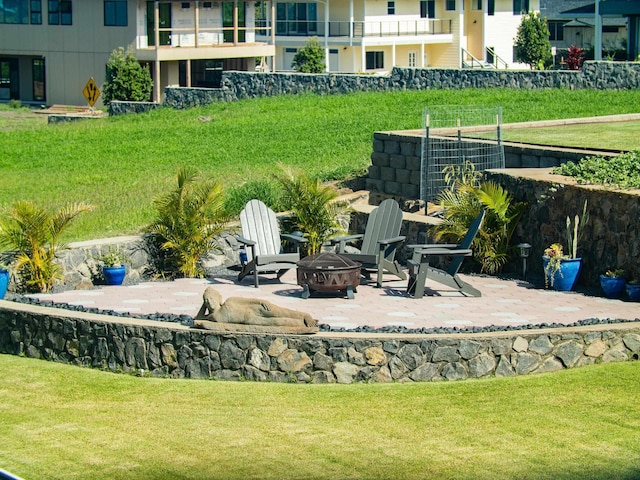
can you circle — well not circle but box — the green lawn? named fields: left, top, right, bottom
left=2, top=88, right=640, bottom=241
left=1, top=354, right=639, bottom=479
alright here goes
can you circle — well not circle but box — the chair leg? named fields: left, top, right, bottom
left=407, top=260, right=427, bottom=299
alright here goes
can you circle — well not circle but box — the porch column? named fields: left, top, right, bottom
left=195, top=1, right=200, bottom=47
left=234, top=0, right=239, bottom=45
left=349, top=0, right=353, bottom=45
left=154, top=2, right=161, bottom=103
left=421, top=43, right=425, bottom=67
left=186, top=60, right=192, bottom=87
left=594, top=0, right=602, bottom=60
left=271, top=0, right=276, bottom=71
left=325, top=0, right=330, bottom=72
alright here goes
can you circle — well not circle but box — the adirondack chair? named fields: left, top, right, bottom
left=237, top=199, right=307, bottom=288
left=406, top=210, right=486, bottom=298
left=331, top=198, right=407, bottom=288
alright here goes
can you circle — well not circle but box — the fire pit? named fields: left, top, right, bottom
left=297, top=252, right=361, bottom=299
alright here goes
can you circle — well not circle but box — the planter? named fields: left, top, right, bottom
left=0, top=269, right=9, bottom=299
left=102, top=265, right=126, bottom=286
left=626, top=283, right=640, bottom=302
left=600, top=275, right=626, bottom=299
left=543, top=256, right=582, bottom=291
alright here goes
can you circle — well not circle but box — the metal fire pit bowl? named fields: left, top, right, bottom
left=297, top=252, right=361, bottom=300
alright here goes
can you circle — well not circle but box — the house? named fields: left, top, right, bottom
left=0, top=0, right=276, bottom=106
left=258, top=0, right=539, bottom=72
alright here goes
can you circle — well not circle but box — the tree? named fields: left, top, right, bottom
left=292, top=37, right=326, bottom=73
left=514, top=12, right=552, bottom=70
left=102, top=47, right=153, bottom=105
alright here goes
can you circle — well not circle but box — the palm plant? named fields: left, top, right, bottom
left=275, top=164, right=348, bottom=255
left=432, top=162, right=525, bottom=274
left=147, top=167, right=229, bottom=278
left=0, top=201, right=94, bottom=293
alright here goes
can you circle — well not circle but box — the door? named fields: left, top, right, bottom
left=147, top=2, right=172, bottom=47
left=0, top=58, right=19, bottom=100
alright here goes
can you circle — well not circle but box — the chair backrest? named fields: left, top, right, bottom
left=360, top=198, right=404, bottom=256
left=447, top=210, right=486, bottom=275
left=239, top=199, right=282, bottom=258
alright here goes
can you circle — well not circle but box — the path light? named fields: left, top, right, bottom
left=516, top=243, right=532, bottom=279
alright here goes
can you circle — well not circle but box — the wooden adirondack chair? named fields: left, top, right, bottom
left=331, top=198, right=407, bottom=287
left=406, top=210, right=486, bottom=298
left=237, top=199, right=306, bottom=288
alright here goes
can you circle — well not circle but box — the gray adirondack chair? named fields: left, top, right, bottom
left=406, top=210, right=486, bottom=298
left=237, top=199, right=306, bottom=288
left=331, top=198, right=407, bottom=287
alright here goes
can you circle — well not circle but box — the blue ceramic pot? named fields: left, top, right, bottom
left=626, top=283, right=640, bottom=302
left=543, top=256, right=582, bottom=291
left=103, top=265, right=126, bottom=286
left=0, top=269, right=9, bottom=299
left=600, top=275, right=626, bottom=299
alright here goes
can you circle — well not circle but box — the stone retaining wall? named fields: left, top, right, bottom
left=159, top=62, right=640, bottom=110
left=0, top=302, right=638, bottom=383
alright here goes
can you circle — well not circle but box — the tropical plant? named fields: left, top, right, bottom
left=514, top=12, right=552, bottom=70
left=95, top=246, right=128, bottom=267
left=604, top=269, right=624, bottom=278
left=432, top=162, right=526, bottom=274
left=292, top=37, right=326, bottom=73
left=147, top=167, right=229, bottom=278
left=0, top=201, right=94, bottom=292
left=566, top=45, right=585, bottom=70
left=275, top=164, right=348, bottom=255
left=102, top=47, right=153, bottom=105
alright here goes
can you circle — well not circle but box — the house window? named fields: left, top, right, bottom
left=1, top=0, right=29, bottom=24
left=203, top=1, right=212, bottom=7
left=181, top=2, right=190, bottom=8
left=408, top=51, right=417, bottom=67
left=548, top=21, right=565, bottom=41
left=487, top=0, right=494, bottom=15
left=104, top=0, right=127, bottom=26
left=32, top=58, right=45, bottom=101
left=512, top=0, right=529, bottom=15
left=387, top=1, right=395, bottom=15
left=420, top=0, right=434, bottom=18
left=276, top=2, right=317, bottom=36
left=31, top=0, right=42, bottom=24
left=445, top=0, right=455, bottom=12
left=366, top=51, right=384, bottom=70
left=602, top=25, right=619, bottom=33
left=472, top=0, right=481, bottom=11
left=48, top=0, right=72, bottom=25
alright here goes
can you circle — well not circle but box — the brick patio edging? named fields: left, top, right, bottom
left=1, top=301, right=638, bottom=383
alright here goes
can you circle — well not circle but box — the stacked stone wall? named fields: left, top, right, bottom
left=1, top=302, right=638, bottom=383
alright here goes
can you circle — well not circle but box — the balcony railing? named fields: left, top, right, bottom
left=267, top=18, right=451, bottom=38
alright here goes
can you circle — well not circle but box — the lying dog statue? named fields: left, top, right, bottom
left=194, top=287, right=318, bottom=334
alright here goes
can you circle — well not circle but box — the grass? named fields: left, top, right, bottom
left=2, top=88, right=640, bottom=241
left=1, top=354, right=639, bottom=479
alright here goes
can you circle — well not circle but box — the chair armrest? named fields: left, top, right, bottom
left=281, top=233, right=308, bottom=244
left=329, top=234, right=363, bottom=245
left=237, top=236, right=256, bottom=247
left=407, top=243, right=459, bottom=250
left=377, top=236, right=406, bottom=247
left=413, top=247, right=473, bottom=257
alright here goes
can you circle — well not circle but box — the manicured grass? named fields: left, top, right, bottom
left=2, top=88, right=640, bottom=241
left=1, top=354, right=639, bottom=479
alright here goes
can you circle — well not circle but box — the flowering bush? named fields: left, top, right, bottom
left=543, top=243, right=567, bottom=288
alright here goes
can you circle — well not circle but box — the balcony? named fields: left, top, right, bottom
left=265, top=18, right=451, bottom=38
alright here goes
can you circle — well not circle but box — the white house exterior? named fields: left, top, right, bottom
left=260, top=0, right=538, bottom=72
left=0, top=0, right=276, bottom=105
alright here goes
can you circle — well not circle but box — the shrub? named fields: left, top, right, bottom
left=225, top=180, right=285, bottom=217
left=275, top=164, right=348, bottom=255
left=147, top=167, right=229, bottom=278
left=514, top=12, right=552, bottom=70
left=0, top=201, right=94, bottom=292
left=553, top=150, right=640, bottom=189
left=566, top=45, right=584, bottom=70
left=432, top=162, right=526, bottom=274
left=292, top=37, right=326, bottom=73
left=102, top=47, right=153, bottom=105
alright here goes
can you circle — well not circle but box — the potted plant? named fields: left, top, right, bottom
left=542, top=200, right=589, bottom=291
left=0, top=263, right=10, bottom=299
left=600, top=269, right=626, bottom=299
left=96, top=246, right=128, bottom=285
left=626, top=280, right=640, bottom=302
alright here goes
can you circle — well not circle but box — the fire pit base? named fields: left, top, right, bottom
left=297, top=253, right=361, bottom=300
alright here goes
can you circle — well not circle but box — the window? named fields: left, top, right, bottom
left=472, top=0, right=481, bottom=11
left=203, top=1, right=212, bottom=7
left=181, top=2, right=190, bottom=8
left=445, top=0, right=455, bottom=12
left=512, top=0, right=529, bottom=15
left=408, top=51, right=417, bottom=67
left=387, top=1, right=395, bottom=15
left=1, top=0, right=29, bottom=24
left=420, top=0, right=434, bottom=18
left=276, top=2, right=317, bottom=36
left=31, top=0, right=42, bottom=24
left=548, top=21, right=565, bottom=41
left=104, top=0, right=127, bottom=26
left=602, top=25, right=619, bottom=33
left=32, top=58, right=45, bottom=102
left=366, top=51, right=384, bottom=70
left=487, top=0, right=494, bottom=15
left=48, top=0, right=72, bottom=25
